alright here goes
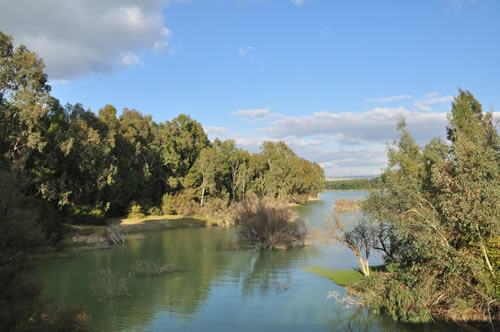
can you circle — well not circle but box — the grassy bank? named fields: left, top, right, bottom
left=301, top=266, right=364, bottom=286
left=301, top=265, right=386, bottom=287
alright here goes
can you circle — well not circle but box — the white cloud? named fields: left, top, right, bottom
left=291, top=0, right=305, bottom=5
left=121, top=52, right=144, bottom=65
left=258, top=107, right=448, bottom=144
left=366, top=94, right=412, bottom=104
left=238, top=46, right=255, bottom=56
left=233, top=108, right=271, bottom=118
left=414, top=95, right=454, bottom=111
left=204, top=126, right=229, bottom=138
left=0, top=0, right=176, bottom=80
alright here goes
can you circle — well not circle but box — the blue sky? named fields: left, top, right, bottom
left=1, top=0, right=499, bottom=177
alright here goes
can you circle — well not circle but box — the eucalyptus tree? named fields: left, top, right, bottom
left=0, top=30, right=50, bottom=170
left=161, top=114, right=210, bottom=191
left=359, top=90, right=499, bottom=323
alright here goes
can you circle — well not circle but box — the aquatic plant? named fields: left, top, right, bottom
left=130, top=260, right=184, bottom=276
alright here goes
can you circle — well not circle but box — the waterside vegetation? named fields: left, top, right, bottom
left=319, top=90, right=499, bottom=328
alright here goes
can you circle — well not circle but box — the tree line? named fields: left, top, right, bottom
left=324, top=177, right=382, bottom=190
left=0, top=29, right=324, bottom=239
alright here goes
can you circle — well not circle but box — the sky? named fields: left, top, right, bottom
left=1, top=0, right=499, bottom=178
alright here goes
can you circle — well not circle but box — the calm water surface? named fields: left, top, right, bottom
left=32, top=191, right=455, bottom=331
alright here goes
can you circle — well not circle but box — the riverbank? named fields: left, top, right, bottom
left=59, top=215, right=210, bottom=250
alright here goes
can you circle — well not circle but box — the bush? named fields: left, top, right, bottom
left=234, top=194, right=305, bottom=249
left=127, top=201, right=145, bottom=219
left=147, top=206, right=162, bottom=216
left=174, top=190, right=197, bottom=216
left=161, top=193, right=177, bottom=215
left=65, top=204, right=106, bottom=225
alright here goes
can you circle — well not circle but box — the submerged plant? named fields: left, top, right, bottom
left=130, top=260, right=184, bottom=276
left=89, top=269, right=134, bottom=302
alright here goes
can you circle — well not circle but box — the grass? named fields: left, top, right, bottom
left=301, top=266, right=364, bottom=286
left=301, top=265, right=387, bottom=287
left=107, top=214, right=212, bottom=226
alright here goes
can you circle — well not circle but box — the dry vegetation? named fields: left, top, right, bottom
left=234, top=194, right=306, bottom=249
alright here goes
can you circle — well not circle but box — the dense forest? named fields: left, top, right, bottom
left=324, top=177, right=382, bottom=190
left=0, top=30, right=324, bottom=331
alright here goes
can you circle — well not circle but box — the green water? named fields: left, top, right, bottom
left=31, top=192, right=455, bottom=331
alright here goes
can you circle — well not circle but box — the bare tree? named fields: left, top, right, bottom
left=325, top=199, right=376, bottom=277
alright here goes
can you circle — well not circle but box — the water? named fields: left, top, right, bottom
left=31, top=191, right=454, bottom=331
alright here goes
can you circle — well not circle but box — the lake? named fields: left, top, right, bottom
left=32, top=191, right=454, bottom=331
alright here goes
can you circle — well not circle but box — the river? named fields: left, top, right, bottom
left=31, top=191, right=454, bottom=331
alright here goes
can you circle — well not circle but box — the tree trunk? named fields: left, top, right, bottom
left=476, top=223, right=495, bottom=277
left=200, top=175, right=206, bottom=207
left=359, top=256, right=369, bottom=277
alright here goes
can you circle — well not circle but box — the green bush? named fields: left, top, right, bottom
left=127, top=201, right=145, bottom=219
left=161, top=193, right=177, bottom=215
left=385, top=279, right=430, bottom=323
left=65, top=204, right=106, bottom=225
left=147, top=206, right=162, bottom=216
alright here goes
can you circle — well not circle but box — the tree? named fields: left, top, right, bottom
left=325, top=198, right=375, bottom=276
left=358, top=90, right=499, bottom=323
left=197, top=147, right=220, bottom=207
left=162, top=114, right=210, bottom=191
left=0, top=31, right=51, bottom=168
left=216, top=139, right=249, bottom=201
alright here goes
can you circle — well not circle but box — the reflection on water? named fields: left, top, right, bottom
left=31, top=191, right=454, bottom=331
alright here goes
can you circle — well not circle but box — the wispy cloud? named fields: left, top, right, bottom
left=414, top=95, right=454, bottom=111
left=445, top=0, right=478, bottom=14
left=233, top=108, right=270, bottom=118
left=291, top=0, right=305, bottom=5
left=366, top=94, right=412, bottom=104
left=238, top=46, right=255, bottom=56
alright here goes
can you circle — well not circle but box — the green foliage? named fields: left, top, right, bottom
left=358, top=90, right=500, bottom=323
left=147, top=206, right=162, bottom=216
left=385, top=278, right=430, bottom=323
left=127, top=201, right=145, bottom=219
left=324, top=177, right=382, bottom=190
left=161, top=193, right=177, bottom=215
left=65, top=204, right=106, bottom=225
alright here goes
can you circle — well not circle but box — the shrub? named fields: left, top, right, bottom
left=147, top=206, right=162, bottom=216
left=234, top=194, right=305, bottom=249
left=65, top=204, right=106, bottom=225
left=161, top=193, right=177, bottom=215
left=174, top=190, right=198, bottom=216
left=127, top=201, right=145, bottom=219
